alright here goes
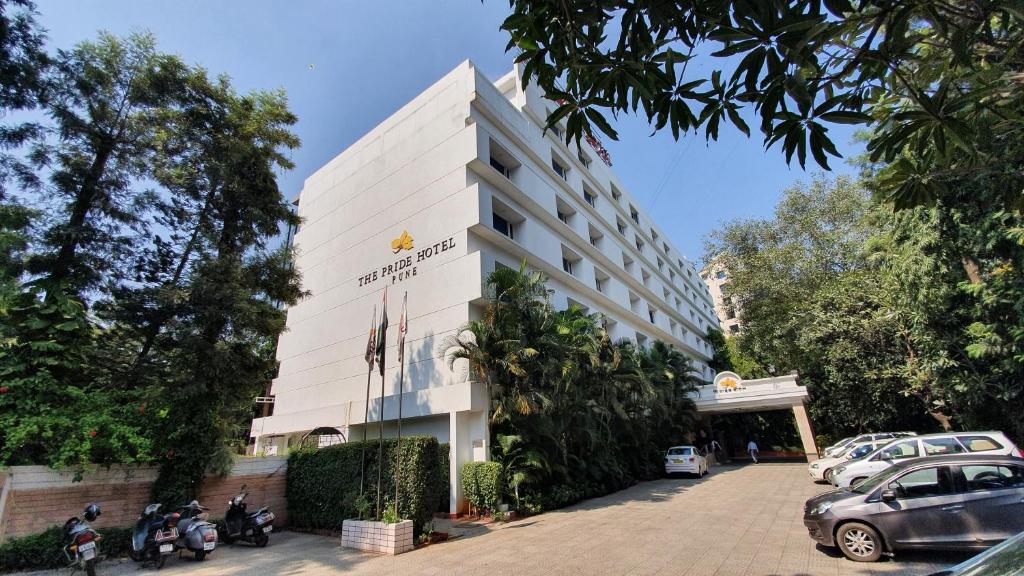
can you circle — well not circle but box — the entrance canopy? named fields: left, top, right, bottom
left=689, top=372, right=818, bottom=461
left=690, top=372, right=808, bottom=414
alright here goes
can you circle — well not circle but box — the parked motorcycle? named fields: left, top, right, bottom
left=223, top=489, right=275, bottom=547
left=173, top=500, right=218, bottom=560
left=62, top=503, right=103, bottom=576
left=130, top=503, right=179, bottom=569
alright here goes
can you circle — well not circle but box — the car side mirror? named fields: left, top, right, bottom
left=880, top=489, right=896, bottom=502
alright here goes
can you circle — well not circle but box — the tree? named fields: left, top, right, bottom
left=445, top=264, right=699, bottom=511
left=500, top=0, right=1024, bottom=206
left=705, top=175, right=936, bottom=436
left=32, top=32, right=191, bottom=292
left=0, top=0, right=49, bottom=195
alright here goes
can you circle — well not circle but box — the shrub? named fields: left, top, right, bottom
left=286, top=436, right=443, bottom=536
left=437, top=442, right=450, bottom=513
left=0, top=525, right=134, bottom=572
left=460, top=461, right=504, bottom=514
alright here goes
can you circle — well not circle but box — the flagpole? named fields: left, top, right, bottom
left=376, top=287, right=388, bottom=519
left=395, top=292, right=407, bottom=513
left=359, top=305, right=376, bottom=499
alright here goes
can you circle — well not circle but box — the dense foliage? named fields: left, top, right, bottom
left=460, top=461, right=505, bottom=514
left=0, top=2, right=303, bottom=506
left=706, top=173, right=1023, bottom=442
left=286, top=437, right=445, bottom=536
left=443, top=264, right=700, bottom=513
left=501, top=0, right=1024, bottom=207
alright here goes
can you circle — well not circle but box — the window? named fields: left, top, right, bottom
left=635, top=237, right=645, bottom=252
left=875, top=439, right=919, bottom=461
left=651, top=230, right=659, bottom=243
left=667, top=447, right=693, bottom=456
left=716, top=270, right=726, bottom=280
left=489, top=157, right=509, bottom=178
left=962, top=465, right=1024, bottom=491
left=670, top=270, right=675, bottom=282
left=641, top=269, right=651, bottom=287
left=552, top=155, right=568, bottom=180
left=561, top=246, right=580, bottom=276
left=663, top=288, right=670, bottom=301
left=545, top=109, right=562, bottom=139
left=610, top=184, right=622, bottom=202
left=678, top=259, right=684, bottom=269
left=636, top=333, right=649, bottom=348
left=555, top=197, right=575, bottom=226
left=489, top=140, right=520, bottom=179
left=578, top=150, right=591, bottom=168
left=957, top=435, right=1004, bottom=452
left=617, top=219, right=627, bottom=236
left=657, top=258, right=664, bottom=271
left=557, top=210, right=570, bottom=225
left=622, top=253, right=634, bottom=274
left=922, top=437, right=965, bottom=456
left=493, top=212, right=514, bottom=240
left=648, top=307, right=656, bottom=324
left=629, top=292, right=641, bottom=314
left=662, top=242, right=670, bottom=254
left=674, top=297, right=682, bottom=310
left=594, top=274, right=607, bottom=294
left=890, top=466, right=955, bottom=498
left=728, top=324, right=739, bottom=333
left=630, top=205, right=640, bottom=224
left=588, top=223, right=603, bottom=248
left=583, top=189, right=596, bottom=207
left=562, top=258, right=574, bottom=275
left=669, top=320, right=678, bottom=336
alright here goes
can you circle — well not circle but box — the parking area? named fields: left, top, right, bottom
left=23, top=463, right=971, bottom=575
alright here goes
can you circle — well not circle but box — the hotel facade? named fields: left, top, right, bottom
left=251, top=61, right=721, bottom=512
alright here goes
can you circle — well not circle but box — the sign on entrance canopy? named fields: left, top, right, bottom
left=713, top=371, right=745, bottom=393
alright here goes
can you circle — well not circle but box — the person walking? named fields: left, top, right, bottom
left=747, top=439, right=759, bottom=464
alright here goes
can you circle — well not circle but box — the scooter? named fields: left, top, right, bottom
left=173, top=500, right=218, bottom=560
left=62, top=503, right=103, bottom=576
left=130, top=503, right=178, bottom=569
left=223, top=489, right=275, bottom=547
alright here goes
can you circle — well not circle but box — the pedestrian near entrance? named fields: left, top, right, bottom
left=747, top=440, right=759, bottom=463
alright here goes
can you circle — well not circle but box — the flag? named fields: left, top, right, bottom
left=397, top=292, right=408, bottom=365
left=364, top=305, right=377, bottom=370
left=375, top=287, right=388, bottom=376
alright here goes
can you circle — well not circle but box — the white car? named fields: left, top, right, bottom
left=664, top=446, right=708, bottom=477
left=807, top=441, right=885, bottom=481
left=822, top=432, right=916, bottom=458
left=830, top=431, right=1022, bottom=488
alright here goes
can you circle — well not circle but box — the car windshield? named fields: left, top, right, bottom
left=667, top=447, right=693, bottom=455
left=850, top=465, right=904, bottom=494
left=847, top=444, right=875, bottom=459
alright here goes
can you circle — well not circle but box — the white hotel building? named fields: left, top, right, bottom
left=251, top=61, right=721, bottom=512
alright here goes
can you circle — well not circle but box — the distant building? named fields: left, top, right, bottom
left=700, top=256, right=740, bottom=335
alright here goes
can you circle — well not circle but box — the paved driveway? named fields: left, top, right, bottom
left=24, top=463, right=972, bottom=575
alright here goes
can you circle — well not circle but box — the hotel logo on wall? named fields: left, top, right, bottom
left=713, top=371, right=745, bottom=393
left=358, top=229, right=456, bottom=288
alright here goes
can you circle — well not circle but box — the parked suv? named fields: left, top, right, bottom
left=830, top=431, right=1022, bottom=488
left=822, top=432, right=916, bottom=458
left=805, top=454, right=1024, bottom=562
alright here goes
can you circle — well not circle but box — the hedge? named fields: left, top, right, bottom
left=437, top=442, right=450, bottom=513
left=0, top=525, right=133, bottom=572
left=460, top=461, right=504, bottom=513
left=286, top=436, right=444, bottom=536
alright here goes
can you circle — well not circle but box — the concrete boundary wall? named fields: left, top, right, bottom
left=0, top=456, right=288, bottom=542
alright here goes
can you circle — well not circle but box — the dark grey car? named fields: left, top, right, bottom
left=803, top=454, right=1024, bottom=562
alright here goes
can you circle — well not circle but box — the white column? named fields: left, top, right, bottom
left=793, top=403, right=819, bottom=462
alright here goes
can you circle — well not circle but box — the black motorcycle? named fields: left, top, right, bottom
left=62, top=503, right=103, bottom=576
left=173, top=500, right=218, bottom=560
left=130, top=503, right=179, bottom=569
left=223, top=490, right=275, bottom=547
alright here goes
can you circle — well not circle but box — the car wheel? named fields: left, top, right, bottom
left=822, top=468, right=832, bottom=480
left=836, top=522, right=883, bottom=562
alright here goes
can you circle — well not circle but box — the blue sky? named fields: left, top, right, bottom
left=36, top=0, right=862, bottom=263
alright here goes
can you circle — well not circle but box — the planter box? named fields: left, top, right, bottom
left=341, top=519, right=413, bottom=555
